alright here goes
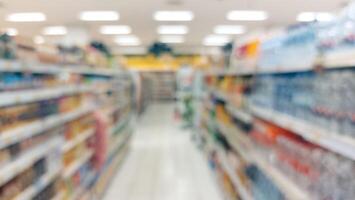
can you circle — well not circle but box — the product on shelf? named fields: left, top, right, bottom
left=249, top=69, right=355, bottom=136
left=64, top=114, right=94, bottom=140
left=0, top=156, right=56, bottom=200
left=33, top=179, right=61, bottom=200
left=2, top=127, right=61, bottom=165
left=245, top=165, right=284, bottom=200
left=248, top=119, right=355, bottom=199
left=0, top=72, right=58, bottom=92
left=0, top=94, right=84, bottom=133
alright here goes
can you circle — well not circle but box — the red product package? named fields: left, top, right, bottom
left=92, top=111, right=109, bottom=170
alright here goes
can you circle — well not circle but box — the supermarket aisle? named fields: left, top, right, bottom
left=103, top=103, right=223, bottom=200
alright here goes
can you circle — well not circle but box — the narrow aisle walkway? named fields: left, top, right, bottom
left=103, top=104, right=223, bottom=200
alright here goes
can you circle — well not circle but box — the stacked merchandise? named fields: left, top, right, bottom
left=198, top=3, right=355, bottom=200
left=0, top=36, right=135, bottom=200
left=141, top=71, right=176, bottom=101
left=136, top=73, right=153, bottom=114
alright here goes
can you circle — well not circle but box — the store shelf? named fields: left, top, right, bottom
left=68, top=188, right=85, bottom=200
left=15, top=168, right=60, bottom=200
left=109, top=129, right=131, bottom=157
left=109, top=114, right=131, bottom=137
left=226, top=104, right=252, bottom=124
left=70, top=66, right=124, bottom=77
left=51, top=190, right=65, bottom=200
left=250, top=105, right=355, bottom=161
left=0, top=105, right=95, bottom=150
left=0, top=85, right=92, bottom=108
left=62, top=129, right=95, bottom=152
left=94, top=141, right=130, bottom=199
left=0, top=137, right=61, bottom=187
left=0, top=60, right=124, bottom=76
left=217, top=122, right=312, bottom=200
left=67, top=170, right=97, bottom=200
left=205, top=68, right=256, bottom=76
left=217, top=149, right=253, bottom=200
left=0, top=60, right=61, bottom=74
left=62, top=151, right=94, bottom=179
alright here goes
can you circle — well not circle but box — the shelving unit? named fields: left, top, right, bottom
left=217, top=122, right=311, bottom=200
left=198, top=56, right=355, bottom=199
left=0, top=59, right=135, bottom=200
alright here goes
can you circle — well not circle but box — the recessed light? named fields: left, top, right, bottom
left=6, top=12, right=46, bottom=22
left=227, top=10, right=268, bottom=21
left=43, top=26, right=67, bottom=35
left=154, top=11, right=194, bottom=21
left=5, top=28, right=18, bottom=36
left=297, top=12, right=334, bottom=22
left=203, top=35, right=230, bottom=46
left=79, top=11, right=119, bottom=21
left=158, top=25, right=188, bottom=35
left=34, top=36, right=45, bottom=44
left=214, top=25, right=245, bottom=35
left=115, top=36, right=141, bottom=46
left=160, top=35, right=184, bottom=43
left=100, top=25, right=131, bottom=35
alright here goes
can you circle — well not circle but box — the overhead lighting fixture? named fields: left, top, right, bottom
left=154, top=11, right=194, bottom=21
left=297, top=12, right=335, bottom=22
left=214, top=25, right=245, bottom=35
left=158, top=25, right=188, bottom=34
left=100, top=25, right=131, bottom=34
left=34, top=36, right=45, bottom=44
left=160, top=35, right=184, bottom=43
left=79, top=11, right=119, bottom=21
left=227, top=10, right=268, bottom=21
left=6, top=12, right=46, bottom=22
left=203, top=35, right=230, bottom=46
left=5, top=28, right=18, bottom=36
left=115, top=35, right=141, bottom=46
left=42, top=26, right=67, bottom=35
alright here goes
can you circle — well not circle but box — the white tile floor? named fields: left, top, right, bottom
left=103, top=103, right=223, bottom=200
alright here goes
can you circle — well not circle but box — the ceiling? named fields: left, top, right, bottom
left=0, top=0, right=349, bottom=54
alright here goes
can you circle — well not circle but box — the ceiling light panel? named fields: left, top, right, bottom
left=227, top=10, right=268, bottom=21
left=115, top=36, right=141, bottom=46
left=158, top=25, right=188, bottom=34
left=203, top=35, right=230, bottom=46
left=43, top=26, right=67, bottom=35
left=80, top=11, right=119, bottom=21
left=297, top=12, right=335, bottom=22
left=100, top=25, right=131, bottom=34
left=160, top=35, right=184, bottom=43
left=6, top=12, right=46, bottom=22
left=154, top=11, right=194, bottom=21
left=214, top=25, right=245, bottom=35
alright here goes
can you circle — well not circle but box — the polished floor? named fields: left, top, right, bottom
left=103, top=104, right=223, bottom=200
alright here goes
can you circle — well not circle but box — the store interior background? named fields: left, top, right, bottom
left=1, top=0, right=355, bottom=200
